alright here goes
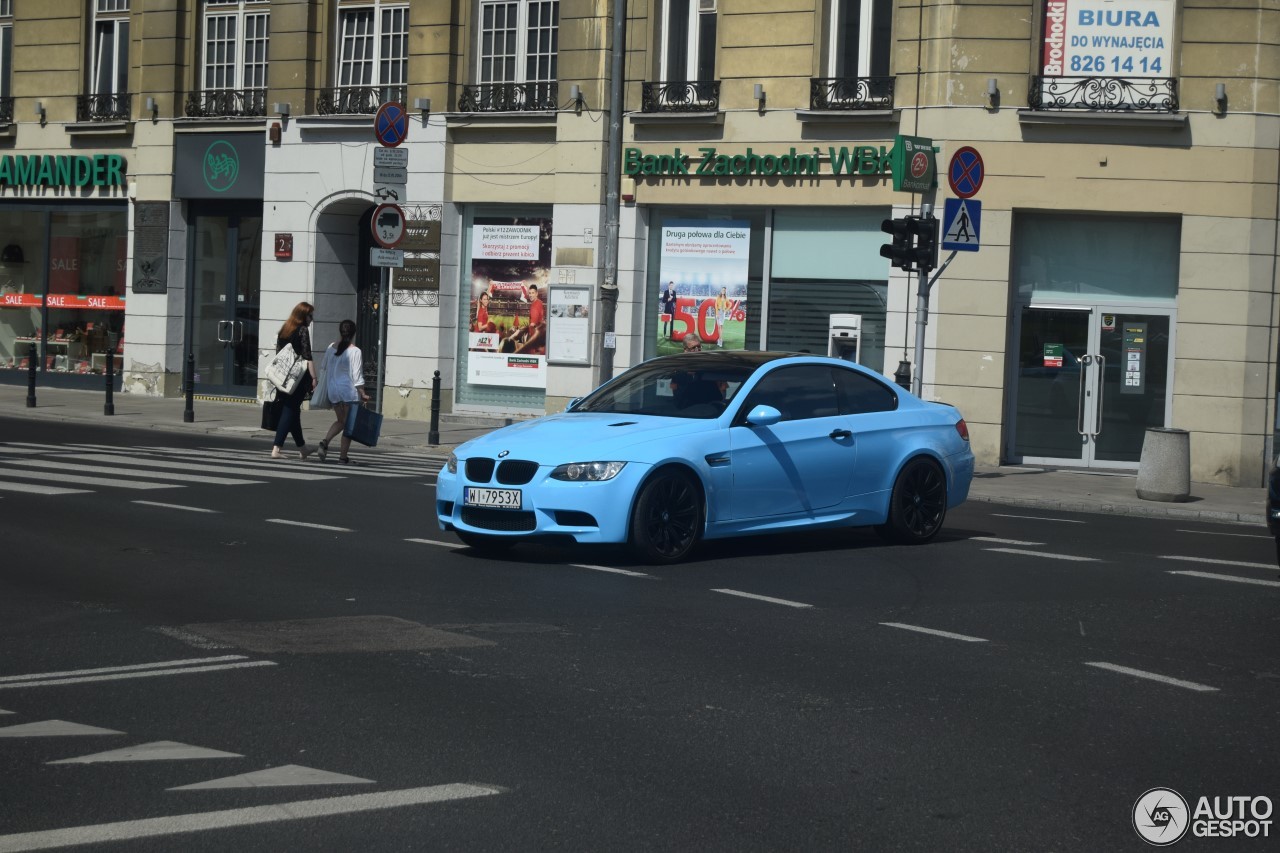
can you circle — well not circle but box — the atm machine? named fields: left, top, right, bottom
left=827, top=314, right=862, bottom=363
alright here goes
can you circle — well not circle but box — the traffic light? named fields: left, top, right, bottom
left=879, top=217, right=915, bottom=271
left=910, top=215, right=939, bottom=273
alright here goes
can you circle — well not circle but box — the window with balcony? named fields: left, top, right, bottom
left=187, top=0, right=270, bottom=118
left=1029, top=0, right=1177, bottom=112
left=811, top=0, right=894, bottom=110
left=459, top=0, right=558, bottom=112
left=0, top=1, right=12, bottom=124
left=319, top=1, right=407, bottom=114
left=644, top=0, right=718, bottom=112
left=84, top=0, right=131, bottom=121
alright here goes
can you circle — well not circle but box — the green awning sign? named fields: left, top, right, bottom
left=891, top=135, right=937, bottom=193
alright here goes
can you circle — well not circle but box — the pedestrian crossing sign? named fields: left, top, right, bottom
left=942, top=198, right=981, bottom=252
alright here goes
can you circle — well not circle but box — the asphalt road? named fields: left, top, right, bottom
left=0, top=415, right=1276, bottom=852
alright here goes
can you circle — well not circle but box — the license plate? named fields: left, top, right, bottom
left=464, top=487, right=522, bottom=509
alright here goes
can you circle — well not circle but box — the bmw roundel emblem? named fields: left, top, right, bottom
left=498, top=450, right=510, bottom=458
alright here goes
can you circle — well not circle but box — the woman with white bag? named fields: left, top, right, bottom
left=271, top=301, right=318, bottom=460
left=315, top=319, right=369, bottom=464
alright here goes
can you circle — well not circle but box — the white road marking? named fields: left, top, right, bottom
left=1176, top=528, right=1270, bottom=539
left=0, top=708, right=11, bottom=715
left=879, top=622, right=988, bottom=643
left=1084, top=661, right=1219, bottom=693
left=0, top=784, right=505, bottom=852
left=60, top=453, right=338, bottom=481
left=0, top=447, right=62, bottom=455
left=1158, top=554, right=1275, bottom=572
left=0, top=481, right=89, bottom=496
left=0, top=655, right=248, bottom=683
left=405, top=538, right=464, bottom=549
left=0, top=467, right=179, bottom=490
left=984, top=547, right=1098, bottom=562
left=1167, top=570, right=1280, bottom=589
left=139, top=447, right=414, bottom=478
left=170, top=764, right=373, bottom=790
left=992, top=513, right=1086, bottom=524
left=0, top=720, right=124, bottom=738
left=132, top=501, right=220, bottom=514
left=712, top=589, right=812, bottom=608
left=971, top=536, right=1045, bottom=546
left=267, top=519, right=353, bottom=533
left=6, top=458, right=263, bottom=486
left=571, top=564, right=654, bottom=579
left=49, top=741, right=242, bottom=764
left=0, top=661, right=276, bottom=690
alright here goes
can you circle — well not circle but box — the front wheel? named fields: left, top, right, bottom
left=629, top=469, right=703, bottom=564
left=876, top=458, right=948, bottom=544
left=456, top=530, right=517, bottom=554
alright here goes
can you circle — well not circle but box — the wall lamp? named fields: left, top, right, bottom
left=144, top=96, right=158, bottom=119
left=272, top=102, right=290, bottom=118
left=34, top=101, right=45, bottom=124
left=986, top=78, right=1000, bottom=109
left=753, top=83, right=766, bottom=111
left=1214, top=82, right=1228, bottom=115
left=569, top=84, right=582, bottom=113
left=412, top=97, right=431, bottom=119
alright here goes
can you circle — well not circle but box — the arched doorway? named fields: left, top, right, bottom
left=313, top=198, right=379, bottom=408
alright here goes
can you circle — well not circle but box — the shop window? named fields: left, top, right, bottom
left=643, top=0, right=718, bottom=112
left=812, top=0, right=893, bottom=110
left=321, top=1, right=407, bottom=114
left=460, top=0, right=558, bottom=111
left=84, top=0, right=130, bottom=120
left=189, top=0, right=270, bottom=117
left=1012, top=214, right=1180, bottom=302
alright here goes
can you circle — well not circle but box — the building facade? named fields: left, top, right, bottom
left=0, top=1, right=1276, bottom=488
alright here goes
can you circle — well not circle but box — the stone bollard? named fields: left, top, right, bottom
left=1136, top=427, right=1191, bottom=502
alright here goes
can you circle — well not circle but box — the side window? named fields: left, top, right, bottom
left=740, top=365, right=838, bottom=423
left=834, top=368, right=898, bottom=414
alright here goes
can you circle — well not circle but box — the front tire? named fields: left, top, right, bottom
left=629, top=469, right=703, bottom=564
left=877, top=458, right=948, bottom=544
left=456, top=530, right=517, bottom=554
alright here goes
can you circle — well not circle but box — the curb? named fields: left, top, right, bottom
left=966, top=493, right=1266, bottom=527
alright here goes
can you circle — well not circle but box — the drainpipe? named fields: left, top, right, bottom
left=597, top=0, right=627, bottom=384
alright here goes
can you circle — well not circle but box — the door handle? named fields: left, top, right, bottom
left=829, top=428, right=852, bottom=440
left=216, top=320, right=232, bottom=343
left=232, top=321, right=244, bottom=344
left=1076, top=354, right=1094, bottom=435
left=1092, top=353, right=1105, bottom=436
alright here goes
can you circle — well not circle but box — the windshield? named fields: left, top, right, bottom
left=572, top=355, right=758, bottom=419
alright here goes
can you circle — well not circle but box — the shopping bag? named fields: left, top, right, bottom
left=310, top=350, right=332, bottom=410
left=264, top=343, right=305, bottom=394
left=261, top=398, right=282, bottom=431
left=343, top=403, right=383, bottom=447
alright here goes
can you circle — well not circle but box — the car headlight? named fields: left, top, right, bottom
left=550, top=461, right=626, bottom=482
left=446, top=453, right=458, bottom=474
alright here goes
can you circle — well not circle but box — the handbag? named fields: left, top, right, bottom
left=343, top=403, right=383, bottom=447
left=260, top=397, right=282, bottom=431
left=310, top=348, right=333, bottom=410
left=265, top=342, right=306, bottom=394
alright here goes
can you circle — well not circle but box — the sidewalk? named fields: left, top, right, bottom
left=0, top=384, right=1268, bottom=527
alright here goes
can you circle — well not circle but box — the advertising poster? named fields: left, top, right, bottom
left=656, top=220, right=750, bottom=355
left=548, top=285, right=591, bottom=364
left=1042, top=0, right=1173, bottom=78
left=467, top=217, right=552, bottom=389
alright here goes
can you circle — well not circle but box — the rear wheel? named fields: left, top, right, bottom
left=456, top=530, right=517, bottom=554
left=629, top=469, right=703, bottom=564
left=877, top=457, right=948, bottom=544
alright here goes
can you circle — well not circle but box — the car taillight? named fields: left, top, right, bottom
left=955, top=419, right=970, bottom=441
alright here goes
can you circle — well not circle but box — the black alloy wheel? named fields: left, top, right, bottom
left=629, top=469, right=703, bottom=564
left=877, top=457, right=948, bottom=544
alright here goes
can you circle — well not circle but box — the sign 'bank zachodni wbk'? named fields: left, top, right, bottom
left=624, top=146, right=897, bottom=179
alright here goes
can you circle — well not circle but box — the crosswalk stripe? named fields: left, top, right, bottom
left=133, top=447, right=418, bottom=478
left=0, top=479, right=95, bottom=495
left=60, top=453, right=341, bottom=481
left=0, top=467, right=179, bottom=490
left=2, top=459, right=264, bottom=486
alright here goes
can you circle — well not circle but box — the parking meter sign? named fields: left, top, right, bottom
left=371, top=203, right=406, bottom=248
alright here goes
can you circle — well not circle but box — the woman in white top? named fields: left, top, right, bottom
left=317, top=319, right=369, bottom=464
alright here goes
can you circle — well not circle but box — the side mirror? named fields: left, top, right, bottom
left=745, top=404, right=782, bottom=427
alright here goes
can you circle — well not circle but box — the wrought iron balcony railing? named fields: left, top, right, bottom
left=809, top=77, right=895, bottom=111
left=0, top=97, right=12, bottom=123
left=316, top=85, right=407, bottom=115
left=1029, top=75, right=1178, bottom=113
left=184, top=88, right=267, bottom=118
left=77, top=93, right=132, bottom=122
left=641, top=80, right=720, bottom=113
left=458, top=81, right=558, bottom=112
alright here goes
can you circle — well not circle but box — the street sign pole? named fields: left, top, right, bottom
left=376, top=267, right=389, bottom=415
left=911, top=203, right=932, bottom=397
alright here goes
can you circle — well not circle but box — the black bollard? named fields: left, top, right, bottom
left=183, top=352, right=195, bottom=423
left=25, top=342, right=36, bottom=408
left=103, top=344, right=115, bottom=415
left=893, top=359, right=912, bottom=391
left=428, top=369, right=441, bottom=446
